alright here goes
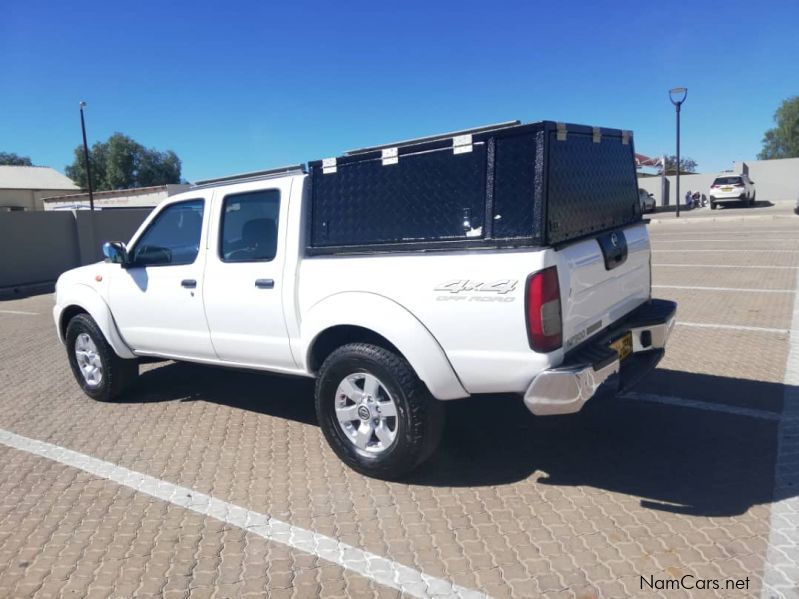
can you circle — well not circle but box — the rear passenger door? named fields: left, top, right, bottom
left=202, top=181, right=296, bottom=369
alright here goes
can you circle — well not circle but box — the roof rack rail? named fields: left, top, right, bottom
left=344, top=121, right=522, bottom=156
left=192, top=164, right=305, bottom=188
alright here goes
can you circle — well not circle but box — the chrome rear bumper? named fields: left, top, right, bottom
left=524, top=299, right=677, bottom=416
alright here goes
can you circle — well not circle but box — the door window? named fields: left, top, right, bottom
left=130, top=199, right=205, bottom=266
left=219, top=190, right=281, bottom=262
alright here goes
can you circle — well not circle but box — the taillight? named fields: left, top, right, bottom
left=526, top=266, right=562, bottom=352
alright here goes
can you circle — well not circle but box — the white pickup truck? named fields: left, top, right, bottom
left=54, top=121, right=676, bottom=479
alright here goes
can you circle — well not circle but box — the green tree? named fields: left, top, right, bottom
left=0, top=152, right=33, bottom=166
left=65, top=133, right=182, bottom=191
left=758, top=96, right=799, bottom=160
left=660, top=155, right=698, bottom=175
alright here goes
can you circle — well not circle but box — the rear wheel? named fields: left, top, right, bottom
left=710, top=202, right=717, bottom=210
left=315, top=343, right=444, bottom=480
left=66, top=314, right=138, bottom=401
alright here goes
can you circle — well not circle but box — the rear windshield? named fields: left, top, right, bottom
left=714, top=177, right=743, bottom=185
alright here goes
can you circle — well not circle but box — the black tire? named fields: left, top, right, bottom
left=315, top=343, right=444, bottom=480
left=710, top=202, right=717, bottom=210
left=65, top=313, right=138, bottom=402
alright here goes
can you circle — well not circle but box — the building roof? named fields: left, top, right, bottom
left=44, top=184, right=189, bottom=202
left=42, top=184, right=191, bottom=210
left=0, top=166, right=80, bottom=191
left=43, top=184, right=176, bottom=202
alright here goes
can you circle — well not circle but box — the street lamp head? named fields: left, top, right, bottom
left=669, top=87, right=687, bottom=106
left=79, top=101, right=87, bottom=109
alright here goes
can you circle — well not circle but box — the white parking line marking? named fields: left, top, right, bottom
left=621, top=392, right=783, bottom=421
left=0, top=429, right=486, bottom=599
left=0, top=310, right=39, bottom=315
left=762, top=253, right=799, bottom=598
left=651, top=230, right=799, bottom=236
left=650, top=236, right=799, bottom=243
left=654, top=264, right=798, bottom=270
left=651, top=236, right=799, bottom=242
left=653, top=285, right=796, bottom=294
left=677, top=322, right=790, bottom=335
left=654, top=249, right=799, bottom=253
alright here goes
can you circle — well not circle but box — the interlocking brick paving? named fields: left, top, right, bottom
left=0, top=218, right=796, bottom=597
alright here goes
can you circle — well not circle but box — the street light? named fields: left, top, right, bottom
left=669, top=87, right=687, bottom=218
left=79, top=101, right=95, bottom=211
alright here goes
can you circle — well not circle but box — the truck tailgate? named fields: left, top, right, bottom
left=556, top=223, right=651, bottom=352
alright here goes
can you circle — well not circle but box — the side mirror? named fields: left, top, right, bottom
left=749, top=180, right=755, bottom=185
left=102, top=241, right=128, bottom=265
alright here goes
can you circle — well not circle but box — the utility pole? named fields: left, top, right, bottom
left=79, top=101, right=94, bottom=211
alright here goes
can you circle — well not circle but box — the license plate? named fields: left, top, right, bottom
left=610, top=332, right=633, bottom=361
left=721, top=187, right=732, bottom=192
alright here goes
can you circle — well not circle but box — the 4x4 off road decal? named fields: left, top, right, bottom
left=434, top=279, right=517, bottom=302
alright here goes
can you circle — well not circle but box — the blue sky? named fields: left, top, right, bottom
left=2, top=0, right=797, bottom=182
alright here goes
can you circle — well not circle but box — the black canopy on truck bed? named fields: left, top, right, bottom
left=306, top=120, right=641, bottom=254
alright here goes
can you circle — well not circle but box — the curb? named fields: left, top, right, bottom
left=0, top=281, right=55, bottom=301
left=647, top=213, right=796, bottom=226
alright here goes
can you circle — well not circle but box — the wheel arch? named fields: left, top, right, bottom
left=59, top=304, right=92, bottom=342
left=57, top=285, right=136, bottom=359
left=301, top=292, right=468, bottom=401
left=308, top=325, right=402, bottom=372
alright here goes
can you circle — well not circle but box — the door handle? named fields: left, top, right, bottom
left=255, top=278, right=275, bottom=289
left=181, top=279, right=197, bottom=289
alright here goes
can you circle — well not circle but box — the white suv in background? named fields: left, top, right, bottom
left=709, top=174, right=756, bottom=209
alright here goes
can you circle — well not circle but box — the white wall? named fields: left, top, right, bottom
left=638, top=156, right=799, bottom=206
left=734, top=158, right=799, bottom=203
left=0, top=188, right=80, bottom=211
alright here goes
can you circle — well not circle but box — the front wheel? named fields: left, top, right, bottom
left=66, top=314, right=139, bottom=402
left=315, top=343, right=444, bottom=480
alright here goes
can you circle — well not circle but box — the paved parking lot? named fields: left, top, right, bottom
left=0, top=217, right=797, bottom=598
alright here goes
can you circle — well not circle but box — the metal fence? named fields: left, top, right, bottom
left=0, top=209, right=151, bottom=297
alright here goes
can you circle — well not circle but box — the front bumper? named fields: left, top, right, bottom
left=524, top=299, right=677, bottom=416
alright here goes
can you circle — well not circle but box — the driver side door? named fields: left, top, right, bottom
left=109, top=197, right=217, bottom=360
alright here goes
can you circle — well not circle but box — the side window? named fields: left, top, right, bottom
left=130, top=200, right=204, bottom=267
left=220, top=190, right=280, bottom=262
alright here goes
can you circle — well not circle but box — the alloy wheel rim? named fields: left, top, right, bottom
left=334, top=373, right=398, bottom=456
left=75, top=333, right=103, bottom=388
